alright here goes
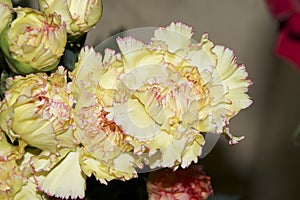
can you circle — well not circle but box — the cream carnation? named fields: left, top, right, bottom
left=0, top=67, right=75, bottom=153
left=70, top=22, right=252, bottom=174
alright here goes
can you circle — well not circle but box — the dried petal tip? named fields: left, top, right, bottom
left=222, top=127, right=245, bottom=145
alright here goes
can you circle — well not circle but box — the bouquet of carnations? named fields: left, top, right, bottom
left=0, top=0, right=252, bottom=199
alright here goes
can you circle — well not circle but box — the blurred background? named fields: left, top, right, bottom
left=84, top=0, right=300, bottom=199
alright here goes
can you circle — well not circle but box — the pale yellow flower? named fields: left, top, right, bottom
left=0, top=7, right=67, bottom=74
left=94, top=39, right=207, bottom=168
left=70, top=22, right=251, bottom=171
left=102, top=22, right=250, bottom=168
left=0, top=67, right=75, bottom=153
left=70, top=44, right=204, bottom=170
left=38, top=0, right=103, bottom=40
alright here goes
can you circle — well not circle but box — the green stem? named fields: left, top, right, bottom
left=60, top=33, right=87, bottom=71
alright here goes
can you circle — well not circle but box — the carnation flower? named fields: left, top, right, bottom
left=0, top=66, right=75, bottom=153
left=146, top=165, right=213, bottom=200
left=0, top=7, right=67, bottom=74
left=38, top=0, right=103, bottom=40
left=69, top=22, right=252, bottom=173
left=72, top=23, right=249, bottom=171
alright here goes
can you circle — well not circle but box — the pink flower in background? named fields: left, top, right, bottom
left=266, top=0, right=300, bottom=70
left=146, top=165, right=213, bottom=200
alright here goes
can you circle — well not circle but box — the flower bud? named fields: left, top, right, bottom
left=0, top=67, right=75, bottom=153
left=38, top=0, right=103, bottom=40
left=0, top=7, right=67, bottom=74
left=0, top=0, right=12, bottom=35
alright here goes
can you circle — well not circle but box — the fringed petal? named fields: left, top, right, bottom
left=116, top=37, right=164, bottom=72
left=181, top=133, right=205, bottom=168
left=153, top=22, right=193, bottom=53
left=36, top=151, right=86, bottom=199
left=70, top=46, right=104, bottom=98
left=213, top=45, right=253, bottom=118
left=80, top=150, right=137, bottom=184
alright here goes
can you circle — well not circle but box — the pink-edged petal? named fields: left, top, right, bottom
left=36, top=151, right=86, bottom=199
left=181, top=133, right=205, bottom=168
left=212, top=45, right=252, bottom=118
left=80, top=150, right=138, bottom=184
left=153, top=22, right=193, bottom=53
left=70, top=46, right=104, bottom=97
left=116, top=37, right=164, bottom=72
